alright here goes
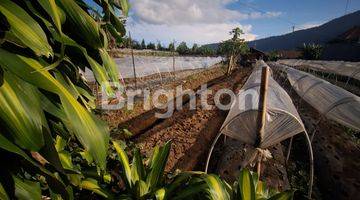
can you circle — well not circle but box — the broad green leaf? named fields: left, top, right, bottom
left=0, top=0, right=53, bottom=57
left=80, top=150, right=94, bottom=165
left=0, top=49, right=109, bottom=170
left=99, top=48, right=120, bottom=82
left=85, top=55, right=114, bottom=96
left=0, top=182, right=9, bottom=200
left=106, top=23, right=123, bottom=43
left=204, top=175, right=230, bottom=200
left=80, top=178, right=109, bottom=198
left=134, top=180, right=149, bottom=198
left=268, top=190, right=294, bottom=200
left=13, top=176, right=41, bottom=200
left=172, top=182, right=207, bottom=200
left=59, top=151, right=74, bottom=170
left=131, top=149, right=145, bottom=184
left=0, top=133, right=69, bottom=198
left=38, top=0, right=64, bottom=34
left=113, top=141, right=132, bottom=187
left=0, top=67, right=3, bottom=86
left=57, top=0, right=103, bottom=49
left=146, top=141, right=171, bottom=191
left=155, top=188, right=165, bottom=200
left=238, top=168, right=256, bottom=200
left=119, top=0, right=129, bottom=16
left=0, top=72, right=45, bottom=151
left=110, top=13, right=126, bottom=36
left=55, top=136, right=67, bottom=152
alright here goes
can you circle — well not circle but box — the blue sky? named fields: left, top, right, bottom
left=86, top=0, right=360, bottom=46
left=229, top=0, right=360, bottom=38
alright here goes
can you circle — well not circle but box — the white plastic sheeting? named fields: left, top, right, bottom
left=84, top=56, right=222, bottom=81
left=220, top=60, right=306, bottom=148
left=278, top=59, right=360, bottom=81
left=283, top=66, right=360, bottom=131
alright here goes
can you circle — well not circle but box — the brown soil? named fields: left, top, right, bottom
left=214, top=139, right=290, bottom=191
left=274, top=69, right=360, bottom=200
left=97, top=64, right=227, bottom=130
left=131, top=68, right=251, bottom=172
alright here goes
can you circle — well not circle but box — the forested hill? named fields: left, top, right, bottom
left=204, top=10, right=360, bottom=52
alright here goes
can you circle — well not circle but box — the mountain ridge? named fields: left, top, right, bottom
left=204, top=10, right=360, bottom=52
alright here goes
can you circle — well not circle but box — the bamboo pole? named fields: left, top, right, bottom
left=129, top=32, right=137, bottom=89
left=255, top=66, right=270, bottom=177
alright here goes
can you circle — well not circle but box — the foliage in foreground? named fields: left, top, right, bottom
left=0, top=0, right=128, bottom=198
left=0, top=0, right=294, bottom=199
left=107, top=141, right=295, bottom=200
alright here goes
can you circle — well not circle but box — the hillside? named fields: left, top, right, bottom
left=204, top=10, right=360, bottom=52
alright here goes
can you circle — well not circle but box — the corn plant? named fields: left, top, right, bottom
left=0, top=0, right=129, bottom=199
left=107, top=141, right=294, bottom=200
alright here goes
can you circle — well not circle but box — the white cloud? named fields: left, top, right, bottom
left=127, top=0, right=280, bottom=44
left=295, top=22, right=322, bottom=31
left=128, top=20, right=257, bottom=46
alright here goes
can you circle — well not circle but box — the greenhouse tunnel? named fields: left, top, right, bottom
left=281, top=66, right=360, bottom=131
left=278, top=59, right=360, bottom=82
left=205, top=60, right=314, bottom=197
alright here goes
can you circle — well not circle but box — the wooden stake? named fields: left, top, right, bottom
left=129, top=32, right=137, bottom=89
left=172, top=40, right=176, bottom=78
left=255, top=66, right=270, bottom=178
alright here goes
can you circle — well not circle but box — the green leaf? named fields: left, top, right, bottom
left=99, top=48, right=120, bottom=82
left=134, top=180, right=149, bottom=198
left=80, top=178, right=109, bottom=198
left=13, top=176, right=41, bottom=200
left=238, top=168, right=256, bottom=200
left=0, top=72, right=45, bottom=151
left=0, top=133, right=69, bottom=198
left=0, top=182, right=9, bottom=200
left=268, top=190, right=294, bottom=200
left=146, top=141, right=171, bottom=191
left=155, top=188, right=165, bottom=200
left=0, top=49, right=109, bottom=170
left=204, top=174, right=230, bottom=200
left=85, top=54, right=114, bottom=96
left=131, top=149, right=145, bottom=184
left=119, top=0, right=129, bottom=16
left=113, top=141, right=132, bottom=187
left=55, top=136, right=67, bottom=152
left=58, top=151, right=74, bottom=170
left=57, top=0, right=103, bottom=49
left=0, top=0, right=53, bottom=57
left=38, top=0, right=64, bottom=34
left=172, top=182, right=207, bottom=200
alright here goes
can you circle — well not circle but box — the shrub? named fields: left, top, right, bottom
left=299, top=43, right=323, bottom=60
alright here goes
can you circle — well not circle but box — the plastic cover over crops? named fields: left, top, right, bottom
left=283, top=66, right=360, bottom=131
left=84, top=56, right=222, bottom=80
left=220, top=60, right=305, bottom=148
left=278, top=59, right=360, bottom=81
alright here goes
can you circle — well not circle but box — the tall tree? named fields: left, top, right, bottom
left=176, top=42, right=189, bottom=55
left=141, top=39, right=146, bottom=49
left=168, top=42, right=175, bottom=51
left=191, top=43, right=199, bottom=54
left=219, top=27, right=249, bottom=75
left=157, top=42, right=163, bottom=51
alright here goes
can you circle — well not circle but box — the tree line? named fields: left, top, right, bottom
left=121, top=38, right=218, bottom=56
